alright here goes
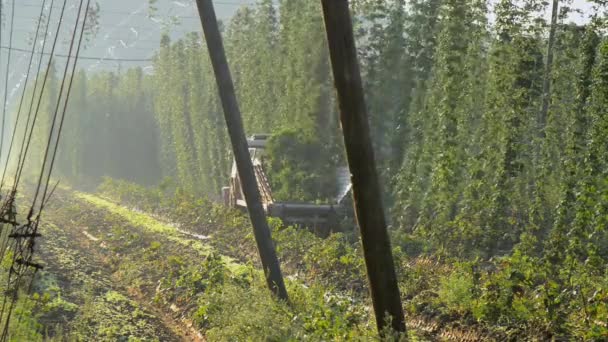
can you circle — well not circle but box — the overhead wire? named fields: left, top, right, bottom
left=12, top=0, right=68, bottom=191
left=30, top=0, right=85, bottom=215
left=0, top=0, right=88, bottom=337
left=0, top=0, right=51, bottom=192
left=0, top=0, right=67, bottom=341
left=0, top=46, right=153, bottom=61
left=10, top=3, right=56, bottom=196
left=0, top=0, right=241, bottom=66
left=17, top=0, right=250, bottom=13
left=0, top=0, right=201, bottom=336
left=0, top=0, right=19, bottom=276
left=0, top=0, right=248, bottom=336
left=0, top=0, right=52, bottom=296
left=40, top=0, right=90, bottom=213
left=0, top=0, right=17, bottom=180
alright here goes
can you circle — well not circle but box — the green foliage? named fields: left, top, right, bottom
left=437, top=266, right=476, bottom=315
left=11, top=0, right=608, bottom=338
left=19, top=0, right=343, bottom=202
left=69, top=185, right=377, bottom=340
left=99, top=178, right=363, bottom=291
left=265, top=129, right=337, bottom=202
left=71, top=289, right=163, bottom=341
left=14, top=67, right=162, bottom=188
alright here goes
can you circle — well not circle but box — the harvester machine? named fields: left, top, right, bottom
left=222, top=134, right=352, bottom=237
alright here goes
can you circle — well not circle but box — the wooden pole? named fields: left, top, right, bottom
left=195, top=0, right=288, bottom=301
left=320, top=0, right=406, bottom=335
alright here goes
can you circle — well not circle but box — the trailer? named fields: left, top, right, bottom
left=222, top=134, right=351, bottom=237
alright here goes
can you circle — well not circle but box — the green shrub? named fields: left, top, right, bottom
left=265, top=129, right=337, bottom=203
left=437, top=267, right=476, bottom=314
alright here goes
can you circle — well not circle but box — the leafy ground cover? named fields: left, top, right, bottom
left=6, top=177, right=606, bottom=340
left=94, top=178, right=608, bottom=340
left=21, top=186, right=389, bottom=341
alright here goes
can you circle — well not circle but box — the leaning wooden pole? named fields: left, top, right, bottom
left=195, top=0, right=288, bottom=301
left=320, top=0, right=406, bottom=335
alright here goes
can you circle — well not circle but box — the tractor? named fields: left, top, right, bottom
left=222, top=134, right=352, bottom=237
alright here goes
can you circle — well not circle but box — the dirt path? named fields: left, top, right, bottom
left=36, top=189, right=206, bottom=341
left=35, top=188, right=496, bottom=341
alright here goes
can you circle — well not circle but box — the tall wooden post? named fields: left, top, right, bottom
left=320, top=0, right=406, bottom=335
left=195, top=0, right=288, bottom=301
